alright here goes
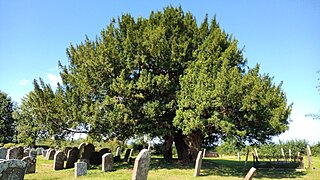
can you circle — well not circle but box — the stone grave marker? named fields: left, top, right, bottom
left=65, top=147, right=79, bottom=169
left=54, top=151, right=65, bottom=170
left=90, top=151, right=101, bottom=165
left=237, top=152, right=241, bottom=161
left=194, top=151, right=203, bottom=176
left=281, top=148, right=285, bottom=159
left=0, top=159, right=26, bottom=180
left=42, top=149, right=48, bottom=158
left=6, top=146, right=24, bottom=160
left=78, top=142, right=86, bottom=159
left=128, top=149, right=134, bottom=163
left=99, top=148, right=110, bottom=157
left=29, top=149, right=37, bottom=159
left=254, top=148, right=259, bottom=160
left=306, top=145, right=313, bottom=170
left=116, top=147, right=121, bottom=156
left=36, top=147, right=43, bottom=155
left=46, top=149, right=56, bottom=160
left=203, top=149, right=206, bottom=158
left=102, top=153, right=113, bottom=172
left=289, top=149, right=292, bottom=160
left=132, top=149, right=151, bottom=180
left=22, top=156, right=36, bottom=174
left=124, top=149, right=131, bottom=161
left=244, top=167, right=256, bottom=180
left=75, top=162, right=87, bottom=177
left=80, top=143, right=95, bottom=165
left=0, top=148, right=7, bottom=159
left=23, top=148, right=30, bottom=157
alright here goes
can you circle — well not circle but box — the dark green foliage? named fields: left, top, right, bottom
left=257, top=139, right=308, bottom=157
left=0, top=91, right=16, bottom=143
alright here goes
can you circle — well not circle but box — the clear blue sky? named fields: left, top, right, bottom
left=1, top=0, right=319, bottom=143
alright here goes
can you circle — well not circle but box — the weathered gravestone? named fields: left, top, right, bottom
left=203, top=149, right=206, bottom=158
left=65, top=147, right=79, bottom=169
left=54, top=151, right=65, bottom=170
left=75, top=162, right=87, bottom=177
left=0, top=159, right=26, bottom=180
left=63, top=147, right=72, bottom=160
left=23, top=148, right=30, bottom=157
left=194, top=151, right=203, bottom=176
left=6, top=146, right=24, bottom=160
left=22, top=156, right=36, bottom=174
left=124, top=149, right=131, bottom=161
left=79, top=143, right=95, bottom=165
left=78, top=142, right=86, bottom=159
left=99, top=148, right=110, bottom=157
left=132, top=149, right=151, bottom=180
left=306, top=145, right=313, bottom=170
left=116, top=147, right=121, bottom=157
left=244, top=167, right=256, bottom=180
left=0, top=148, right=7, bottom=159
left=42, top=149, right=48, bottom=158
left=90, top=151, right=101, bottom=165
left=29, top=149, right=37, bottom=159
left=114, top=147, right=121, bottom=162
left=46, top=149, right=56, bottom=160
left=102, top=153, right=113, bottom=172
left=281, top=148, right=285, bottom=160
left=36, top=147, right=43, bottom=155
left=237, top=152, right=241, bottom=161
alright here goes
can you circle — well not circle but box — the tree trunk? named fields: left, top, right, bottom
left=174, top=130, right=189, bottom=161
left=187, top=130, right=202, bottom=161
left=163, top=134, right=174, bottom=160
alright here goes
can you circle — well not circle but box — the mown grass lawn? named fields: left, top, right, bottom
left=25, top=155, right=320, bottom=180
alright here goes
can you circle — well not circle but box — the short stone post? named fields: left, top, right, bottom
left=281, top=148, right=285, bottom=160
left=75, top=162, right=87, bottom=177
left=203, top=149, right=206, bottom=158
left=288, top=149, right=292, bottom=161
left=102, top=153, right=113, bottom=172
left=194, top=151, right=203, bottom=176
left=132, top=149, right=151, bottom=180
left=306, top=145, right=313, bottom=170
left=237, top=152, right=241, bottom=161
left=254, top=148, right=259, bottom=161
left=244, top=167, right=256, bottom=180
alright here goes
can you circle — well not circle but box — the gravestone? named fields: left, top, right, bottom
left=254, top=148, right=259, bottom=160
left=65, top=147, right=79, bottom=169
left=306, top=145, right=313, bottom=170
left=80, top=143, right=95, bottom=163
left=75, top=162, right=87, bottom=177
left=124, top=149, right=131, bottom=161
left=132, top=149, right=151, bottom=180
left=194, top=151, right=203, bottom=176
left=281, top=148, right=285, bottom=159
left=0, top=159, right=26, bottom=180
left=116, top=147, right=121, bottom=157
left=78, top=142, right=86, bottom=159
left=42, top=149, right=48, bottom=158
left=90, top=151, right=101, bottom=165
left=6, top=146, right=24, bottom=160
left=289, top=149, right=292, bottom=160
left=54, top=151, right=65, bottom=170
left=36, top=147, right=43, bottom=155
left=99, top=148, right=110, bottom=157
left=128, top=149, right=134, bottom=163
left=0, top=148, right=7, bottom=159
left=29, top=149, right=37, bottom=159
left=244, top=167, right=256, bottom=180
left=237, top=152, right=241, bottom=161
left=23, top=148, right=30, bottom=157
left=203, top=149, right=206, bottom=158
left=22, top=156, right=36, bottom=174
left=46, top=149, right=56, bottom=160
left=102, top=153, right=113, bottom=172
left=63, top=147, right=72, bottom=157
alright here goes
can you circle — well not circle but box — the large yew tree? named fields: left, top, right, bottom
left=17, top=6, right=292, bottom=161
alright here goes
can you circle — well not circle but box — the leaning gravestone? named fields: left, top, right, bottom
left=102, top=153, right=113, bottom=172
left=22, top=156, right=36, bottom=174
left=0, top=148, right=7, bottom=159
left=0, top=159, right=26, bottom=180
left=244, top=167, right=256, bottom=180
left=65, top=147, right=79, bottom=169
left=6, top=146, right=24, bottom=160
left=132, top=149, right=151, bottom=180
left=75, top=162, right=87, bottom=177
left=306, top=145, right=313, bottom=170
left=194, top=151, right=203, bottom=176
left=54, top=151, right=65, bottom=170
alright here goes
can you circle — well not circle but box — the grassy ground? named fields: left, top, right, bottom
left=25, top=155, right=320, bottom=180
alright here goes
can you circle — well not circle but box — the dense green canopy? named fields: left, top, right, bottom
left=14, top=6, right=292, bottom=160
left=0, top=91, right=16, bottom=143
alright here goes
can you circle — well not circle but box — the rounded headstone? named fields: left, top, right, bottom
left=54, top=151, right=65, bottom=170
